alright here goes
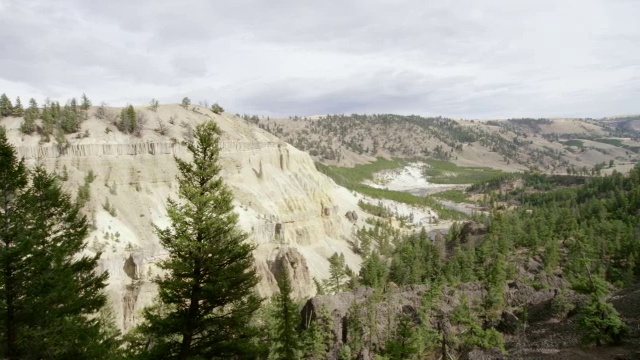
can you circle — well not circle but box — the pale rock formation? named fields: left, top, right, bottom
left=1, top=105, right=366, bottom=331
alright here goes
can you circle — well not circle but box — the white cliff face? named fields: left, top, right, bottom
left=1, top=105, right=365, bottom=331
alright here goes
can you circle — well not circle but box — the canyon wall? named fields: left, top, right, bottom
left=1, top=105, right=365, bottom=331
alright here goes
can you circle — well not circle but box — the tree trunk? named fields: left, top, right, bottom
left=178, top=265, right=202, bottom=360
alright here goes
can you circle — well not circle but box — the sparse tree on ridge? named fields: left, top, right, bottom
left=211, top=102, right=224, bottom=114
left=0, top=94, right=12, bottom=117
left=181, top=97, right=191, bottom=109
left=135, top=120, right=262, bottom=359
left=118, top=105, right=137, bottom=134
left=11, top=97, right=23, bottom=117
left=149, top=98, right=159, bottom=112
left=81, top=93, right=92, bottom=111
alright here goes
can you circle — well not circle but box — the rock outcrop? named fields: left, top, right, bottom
left=300, top=277, right=579, bottom=359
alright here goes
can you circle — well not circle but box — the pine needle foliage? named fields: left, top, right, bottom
left=137, top=120, right=262, bottom=359
left=0, top=128, right=118, bottom=359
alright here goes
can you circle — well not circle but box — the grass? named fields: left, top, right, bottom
left=592, top=138, right=624, bottom=147
left=325, top=157, right=408, bottom=183
left=423, top=160, right=504, bottom=185
left=316, top=160, right=466, bottom=220
left=561, top=139, right=585, bottom=148
left=431, top=189, right=469, bottom=203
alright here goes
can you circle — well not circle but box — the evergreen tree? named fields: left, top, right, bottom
left=384, top=313, right=421, bottom=360
left=137, top=120, right=262, bottom=359
left=181, top=97, right=191, bottom=108
left=270, top=265, right=301, bottom=360
left=450, top=298, right=505, bottom=355
left=0, top=129, right=119, bottom=359
left=211, top=103, right=224, bottom=114
left=81, top=93, right=92, bottom=111
left=11, top=97, right=23, bottom=117
left=578, top=296, right=628, bottom=346
left=19, top=98, right=38, bottom=134
left=359, top=252, right=387, bottom=288
left=26, top=98, right=38, bottom=117
left=61, top=102, right=81, bottom=133
left=118, top=105, right=137, bottom=134
left=0, top=94, right=12, bottom=117
left=301, top=307, right=333, bottom=360
left=326, top=252, right=346, bottom=294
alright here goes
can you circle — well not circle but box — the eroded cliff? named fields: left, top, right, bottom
left=1, top=104, right=365, bottom=331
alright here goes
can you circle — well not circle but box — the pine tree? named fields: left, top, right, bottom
left=326, top=252, right=346, bottom=294
left=118, top=105, right=137, bottom=133
left=384, top=313, right=421, bottom=360
left=270, top=265, right=301, bottom=360
left=301, top=306, right=333, bottom=360
left=11, top=97, right=23, bottom=117
left=137, top=120, right=262, bottom=359
left=359, top=252, right=387, bottom=288
left=81, top=93, right=92, bottom=111
left=19, top=99, right=38, bottom=134
left=0, top=94, right=12, bottom=117
left=0, top=129, right=119, bottom=359
left=578, top=296, right=628, bottom=346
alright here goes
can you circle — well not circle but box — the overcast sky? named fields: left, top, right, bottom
left=0, top=0, right=638, bottom=118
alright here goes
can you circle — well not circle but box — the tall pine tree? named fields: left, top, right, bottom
left=138, top=120, right=262, bottom=359
left=0, top=128, right=118, bottom=359
left=270, top=264, right=301, bottom=360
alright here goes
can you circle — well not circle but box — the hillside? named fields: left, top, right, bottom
left=299, top=166, right=640, bottom=359
left=252, top=114, right=640, bottom=174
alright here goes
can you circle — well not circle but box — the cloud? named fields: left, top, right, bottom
left=0, top=0, right=638, bottom=118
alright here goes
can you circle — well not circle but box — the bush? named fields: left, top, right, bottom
left=211, top=103, right=224, bottom=114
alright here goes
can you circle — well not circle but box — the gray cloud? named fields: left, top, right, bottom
left=0, top=0, right=638, bottom=118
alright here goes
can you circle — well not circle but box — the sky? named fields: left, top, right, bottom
left=0, top=0, right=638, bottom=119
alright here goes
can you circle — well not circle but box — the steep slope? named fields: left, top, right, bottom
left=1, top=104, right=366, bottom=331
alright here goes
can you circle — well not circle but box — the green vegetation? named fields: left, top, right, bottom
left=316, top=161, right=466, bottom=220
left=211, top=103, right=224, bottom=114
left=561, top=139, right=585, bottom=148
left=323, top=157, right=408, bottom=183
left=432, top=189, right=469, bottom=202
left=131, top=121, right=261, bottom=359
left=335, top=167, right=640, bottom=356
left=117, top=105, right=141, bottom=135
left=578, top=296, right=628, bottom=346
left=0, top=129, right=119, bottom=359
left=423, top=160, right=504, bottom=184
left=593, top=138, right=624, bottom=147
left=269, top=265, right=302, bottom=359
left=76, top=169, right=96, bottom=207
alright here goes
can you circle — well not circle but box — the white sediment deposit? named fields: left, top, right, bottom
left=365, top=162, right=458, bottom=194
left=2, top=105, right=365, bottom=331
